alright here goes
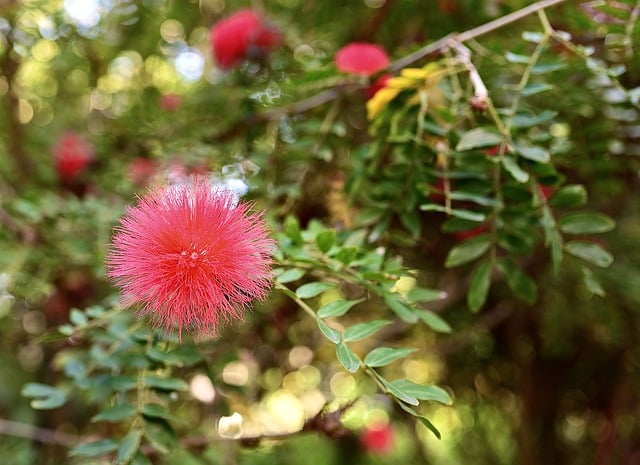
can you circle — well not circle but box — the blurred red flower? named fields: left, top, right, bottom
left=335, top=43, right=389, bottom=76
left=160, top=93, right=182, bottom=112
left=127, top=158, right=159, bottom=187
left=210, top=9, right=281, bottom=69
left=538, top=184, right=555, bottom=200
left=361, top=423, right=394, bottom=454
left=53, top=132, right=94, bottom=181
left=106, top=179, right=275, bottom=338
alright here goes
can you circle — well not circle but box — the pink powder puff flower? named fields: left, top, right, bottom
left=210, top=9, right=281, bottom=70
left=335, top=43, right=390, bottom=76
left=106, top=179, right=275, bottom=338
left=53, top=131, right=94, bottom=181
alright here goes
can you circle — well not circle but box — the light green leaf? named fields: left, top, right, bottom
left=421, top=204, right=487, bottom=222
left=144, top=418, right=177, bottom=455
left=565, top=241, right=614, bottom=268
left=276, top=268, right=306, bottom=284
left=117, top=429, right=142, bottom=465
left=456, top=128, right=503, bottom=151
left=317, top=319, right=341, bottom=344
left=505, top=52, right=531, bottom=64
left=317, top=299, right=363, bottom=318
left=558, top=213, right=616, bottom=234
left=502, top=156, right=529, bottom=183
left=549, top=185, right=587, bottom=208
left=21, top=383, right=68, bottom=410
left=343, top=320, right=391, bottom=342
left=521, top=82, right=553, bottom=96
left=336, top=341, right=360, bottom=373
left=582, top=267, right=605, bottom=297
left=408, top=287, right=447, bottom=303
left=141, top=403, right=171, bottom=420
left=510, top=110, right=558, bottom=128
left=364, top=347, right=417, bottom=367
left=468, top=260, right=492, bottom=312
left=316, top=229, right=336, bottom=253
left=295, top=282, right=335, bottom=299
left=415, top=310, right=452, bottom=333
left=398, top=403, right=442, bottom=439
left=388, top=379, right=453, bottom=405
left=445, top=236, right=491, bottom=268
left=381, top=377, right=419, bottom=406
left=513, top=143, right=550, bottom=163
left=383, top=294, right=418, bottom=323
left=91, top=404, right=137, bottom=423
left=69, top=439, right=118, bottom=457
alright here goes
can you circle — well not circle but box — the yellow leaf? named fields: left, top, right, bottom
left=367, top=86, right=401, bottom=120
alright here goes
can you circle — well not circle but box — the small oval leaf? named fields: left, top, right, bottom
left=468, top=260, right=492, bottom=312
left=343, top=320, right=391, bottom=342
left=336, top=341, right=360, bottom=373
left=565, top=241, right=614, bottom=268
left=295, top=282, right=335, bottom=299
left=559, top=212, right=616, bottom=235
left=364, top=347, right=417, bottom=368
left=445, top=236, right=491, bottom=268
left=317, top=299, right=363, bottom=318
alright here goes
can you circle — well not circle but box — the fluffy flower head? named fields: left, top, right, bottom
left=210, top=9, right=280, bottom=69
left=335, top=43, right=389, bottom=76
left=53, top=131, right=94, bottom=181
left=106, top=179, right=275, bottom=338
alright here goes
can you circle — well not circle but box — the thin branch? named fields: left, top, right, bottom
left=0, top=418, right=78, bottom=448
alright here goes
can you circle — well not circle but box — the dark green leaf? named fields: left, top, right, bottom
left=415, top=310, right=452, bottom=333
left=91, top=404, right=137, bottom=423
left=514, top=143, right=550, bottom=163
left=449, top=191, right=501, bottom=207
left=388, top=379, right=453, bottom=404
left=144, top=418, right=177, bottom=455
left=456, top=128, right=503, bottom=151
left=364, top=347, right=417, bottom=367
left=295, top=282, right=335, bottom=299
left=383, top=294, right=418, bottom=323
left=510, top=110, right=557, bottom=128
left=284, top=216, right=303, bottom=244
left=565, top=241, right=614, bottom=267
left=336, top=341, right=360, bottom=373
left=468, top=260, right=492, bottom=312
left=21, top=383, right=68, bottom=410
left=549, top=185, right=587, bottom=208
left=117, top=430, right=142, bottom=465
left=497, top=258, right=537, bottom=303
left=398, top=403, right=441, bottom=439
left=558, top=213, right=616, bottom=234
left=502, top=156, right=529, bottom=183
left=343, top=320, right=391, bottom=342
left=141, top=403, right=171, bottom=420
left=276, top=268, right=306, bottom=284
left=69, top=439, right=118, bottom=457
left=316, top=229, right=336, bottom=253
left=317, top=299, right=363, bottom=318
left=168, top=345, right=203, bottom=367
left=143, top=375, right=189, bottom=392
left=317, top=319, right=341, bottom=344
left=445, top=236, right=491, bottom=268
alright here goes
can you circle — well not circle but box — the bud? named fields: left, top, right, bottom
left=218, top=412, right=244, bottom=439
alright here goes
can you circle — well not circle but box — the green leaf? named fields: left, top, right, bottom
left=168, top=345, right=203, bottom=367
left=364, top=347, right=417, bottom=368
left=521, top=82, right=553, bottom=96
left=408, top=287, right=447, bottom=303
left=383, top=294, right=418, bottom=323
left=415, top=310, right=452, bottom=333
left=388, top=379, right=453, bottom=405
left=513, top=143, right=550, bottom=163
left=316, top=229, right=336, bottom=253
left=449, top=191, right=501, bottom=207
left=317, top=299, right=363, bottom=318
left=21, top=383, right=68, bottom=410
left=582, top=267, right=605, bottom=297
left=549, top=185, right=587, bottom=208
left=558, top=213, right=616, bottom=235
left=141, top=403, right=173, bottom=420
left=276, top=268, right=306, bottom=284
left=284, top=216, right=303, bottom=244
left=295, top=282, right=335, bottom=299
left=505, top=51, right=531, bottom=64
left=343, top=320, right=391, bottom=342
left=421, top=204, right=487, bottom=222
left=497, top=258, right=537, bottom=303
left=317, top=319, right=341, bottom=344
left=144, top=418, right=177, bottom=455
left=510, top=110, right=558, bottom=129
left=91, top=404, right=137, bottom=423
left=69, top=308, right=88, bottom=326
left=467, top=260, right=492, bottom=312
left=445, top=235, right=491, bottom=268
left=117, top=429, right=142, bottom=465
left=565, top=241, right=614, bottom=268
left=502, top=156, right=529, bottom=183
left=380, top=377, right=419, bottom=406
left=336, top=341, right=360, bottom=373
left=69, top=439, right=118, bottom=457
left=143, top=375, right=189, bottom=392
left=398, top=403, right=441, bottom=439
left=456, top=128, right=503, bottom=151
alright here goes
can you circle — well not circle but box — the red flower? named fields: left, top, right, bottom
left=106, top=179, right=275, bottom=338
left=335, top=43, right=389, bottom=76
left=53, top=132, right=94, bottom=181
left=361, top=424, right=394, bottom=454
left=365, top=73, right=392, bottom=99
left=210, top=9, right=280, bottom=70
left=127, top=158, right=159, bottom=187
left=455, top=224, right=489, bottom=241
left=160, top=93, right=182, bottom=112
left=538, top=184, right=555, bottom=200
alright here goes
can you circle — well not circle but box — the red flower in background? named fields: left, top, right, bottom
left=127, top=158, right=159, bottom=187
left=160, top=93, right=182, bottom=112
left=106, top=179, right=275, bottom=338
left=210, top=9, right=281, bottom=69
left=538, top=184, right=555, bottom=200
left=365, top=73, right=392, bottom=99
left=335, top=43, right=389, bottom=76
left=53, top=132, right=94, bottom=181
left=361, top=423, right=394, bottom=454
